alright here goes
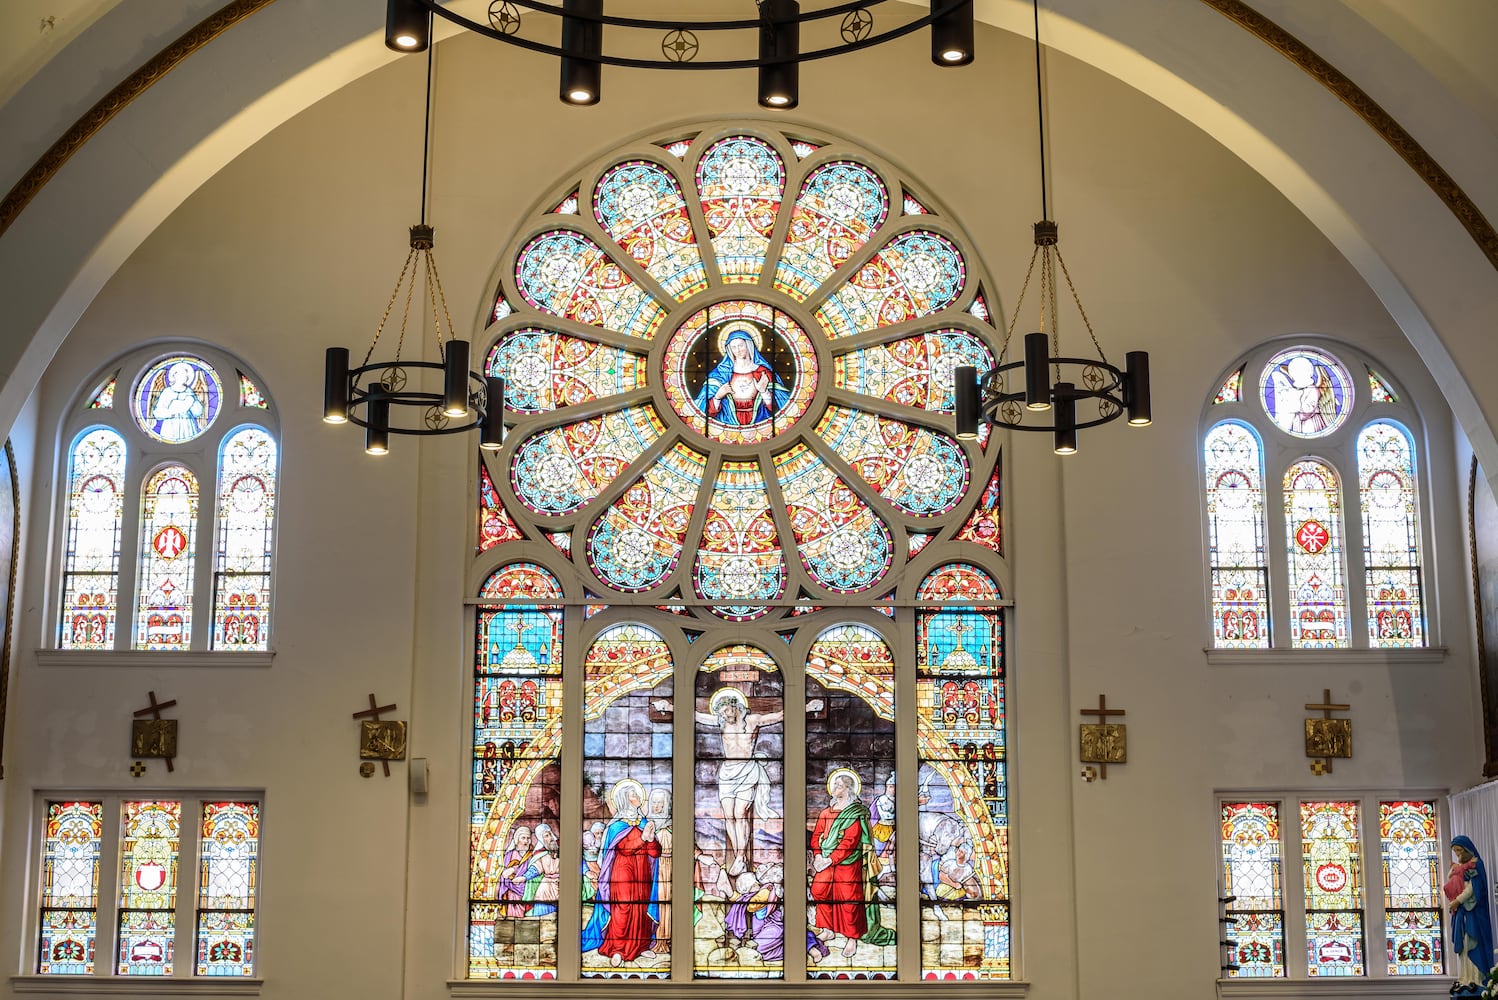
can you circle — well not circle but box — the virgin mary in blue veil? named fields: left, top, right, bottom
left=693, top=323, right=792, bottom=427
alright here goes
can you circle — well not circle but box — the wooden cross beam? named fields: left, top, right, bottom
left=1079, top=694, right=1127, bottom=779
left=353, top=694, right=398, bottom=776
left=134, top=690, right=178, bottom=772
left=1305, top=688, right=1351, bottom=775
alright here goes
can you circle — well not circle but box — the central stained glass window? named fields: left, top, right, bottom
left=471, top=124, right=1007, bottom=983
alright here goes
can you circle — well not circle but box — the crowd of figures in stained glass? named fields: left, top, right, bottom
left=470, top=125, right=1005, bottom=981
left=59, top=351, right=277, bottom=651
left=1203, top=345, right=1426, bottom=648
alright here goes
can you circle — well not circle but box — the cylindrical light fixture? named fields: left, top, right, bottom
left=442, top=339, right=471, bottom=417
left=323, top=347, right=350, bottom=424
left=1052, top=383, right=1077, bottom=454
left=931, top=0, right=974, bottom=66
left=366, top=383, right=391, bottom=456
left=758, top=0, right=799, bottom=109
left=385, top=0, right=430, bottom=52
left=954, top=365, right=979, bottom=440
left=481, top=377, right=506, bottom=451
left=1024, top=331, right=1051, bottom=410
left=1125, top=350, right=1152, bottom=426
left=560, top=0, right=602, bottom=105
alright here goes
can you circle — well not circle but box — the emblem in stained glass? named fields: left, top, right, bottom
left=815, top=230, right=965, bottom=340
left=1358, top=422, right=1424, bottom=647
left=659, top=138, right=694, bottom=159
left=479, top=459, right=523, bottom=553
left=1221, top=802, right=1285, bottom=977
left=581, top=625, right=675, bottom=977
left=1366, top=367, right=1397, bottom=403
left=60, top=429, right=126, bottom=650
left=487, top=329, right=647, bottom=413
left=1379, top=800, right=1443, bottom=975
left=694, top=645, right=785, bottom=979
left=515, top=230, right=667, bottom=340
left=212, top=428, right=276, bottom=650
left=135, top=466, right=198, bottom=651
left=196, top=801, right=259, bottom=976
left=661, top=300, right=817, bottom=446
left=967, top=291, right=991, bottom=326
left=510, top=406, right=665, bottom=516
left=552, top=191, right=580, bottom=215
left=790, top=140, right=820, bottom=160
left=236, top=371, right=267, bottom=409
left=1300, top=801, right=1364, bottom=976
left=587, top=443, right=705, bottom=593
left=493, top=292, right=514, bottom=325
left=594, top=160, right=707, bottom=302
left=1205, top=421, right=1269, bottom=648
left=955, top=462, right=1001, bottom=553
left=834, top=330, right=993, bottom=412
left=118, top=800, right=181, bottom=975
left=1214, top=367, right=1244, bottom=405
left=805, top=625, right=897, bottom=978
left=909, top=533, right=934, bottom=556
left=1259, top=348, right=1352, bottom=439
left=1284, top=460, right=1348, bottom=648
left=772, top=443, right=892, bottom=593
left=133, top=355, right=222, bottom=444
left=87, top=371, right=118, bottom=409
left=814, top=405, right=969, bottom=517
left=773, top=160, right=889, bottom=303
left=38, top=802, right=103, bottom=975
left=694, top=461, right=783, bottom=620
left=696, top=135, right=785, bottom=284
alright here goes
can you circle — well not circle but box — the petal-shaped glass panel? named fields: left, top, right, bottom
left=814, top=230, right=965, bottom=339
left=695, top=136, right=785, bottom=285
left=773, top=160, right=889, bottom=302
left=593, top=160, right=707, bottom=302
left=486, top=329, right=647, bottom=413
left=515, top=230, right=668, bottom=340
left=693, top=460, right=784, bottom=619
left=510, top=405, right=666, bottom=516
left=814, top=405, right=970, bottom=517
left=833, top=329, right=993, bottom=410
left=772, top=442, right=892, bottom=593
left=586, top=441, right=706, bottom=593
left=954, top=462, right=1001, bottom=553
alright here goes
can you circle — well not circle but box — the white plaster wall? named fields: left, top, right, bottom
left=0, top=22, right=1480, bottom=1000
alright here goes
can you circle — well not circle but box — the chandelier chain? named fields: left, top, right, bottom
left=1054, top=246, right=1109, bottom=367
left=394, top=250, right=420, bottom=367
left=364, top=248, right=420, bottom=367
left=426, top=249, right=459, bottom=362
left=998, top=244, right=1042, bottom=366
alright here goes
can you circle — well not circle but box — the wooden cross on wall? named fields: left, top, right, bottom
left=352, top=693, right=398, bottom=777
left=132, top=690, right=178, bottom=772
left=1305, top=688, right=1352, bottom=775
left=1079, top=694, right=1127, bottom=779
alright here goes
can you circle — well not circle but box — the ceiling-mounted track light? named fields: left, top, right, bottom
left=560, top=0, right=602, bottom=105
left=385, top=0, right=429, bottom=52
left=758, top=0, right=800, bottom=109
left=930, top=0, right=974, bottom=65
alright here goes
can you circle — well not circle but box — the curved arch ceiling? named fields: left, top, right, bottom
left=0, top=0, right=1495, bottom=486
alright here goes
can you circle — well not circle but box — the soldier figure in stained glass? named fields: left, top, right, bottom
left=696, top=324, right=791, bottom=427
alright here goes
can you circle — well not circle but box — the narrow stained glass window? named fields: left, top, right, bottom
left=806, top=624, right=897, bottom=978
left=917, top=565, right=1008, bottom=980
left=1284, top=460, right=1348, bottom=648
left=580, top=624, right=674, bottom=977
left=470, top=564, right=564, bottom=979
left=235, top=371, right=267, bottom=409
left=696, top=136, right=785, bottom=285
left=212, top=428, right=276, bottom=650
left=693, top=644, right=785, bottom=979
left=693, top=461, right=784, bottom=621
left=954, top=462, right=1002, bottom=554
left=60, top=428, right=126, bottom=650
left=1301, top=801, right=1364, bottom=976
left=88, top=371, right=119, bottom=409
left=1380, top=800, right=1443, bottom=975
left=1221, top=801, right=1285, bottom=978
left=118, top=800, right=181, bottom=975
left=196, top=801, right=259, bottom=976
left=1358, top=422, right=1425, bottom=647
left=772, top=443, right=892, bottom=594
left=135, top=466, right=198, bottom=651
left=586, top=443, right=704, bottom=593
left=478, top=459, right=523, bottom=553
left=39, top=801, right=103, bottom=975
left=1205, top=421, right=1270, bottom=648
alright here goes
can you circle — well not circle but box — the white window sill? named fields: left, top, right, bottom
left=1205, top=647, right=1448, bottom=666
left=34, top=650, right=274, bottom=668
left=11, top=976, right=262, bottom=995
left=449, top=980, right=1030, bottom=998
left=1217, top=977, right=1453, bottom=998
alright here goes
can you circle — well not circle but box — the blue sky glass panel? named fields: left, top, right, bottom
left=1358, top=422, right=1424, bottom=647
left=60, top=429, right=126, bottom=649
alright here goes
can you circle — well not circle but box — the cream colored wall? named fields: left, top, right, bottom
left=0, top=22, right=1480, bottom=1000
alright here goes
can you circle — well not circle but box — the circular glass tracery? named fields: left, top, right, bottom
left=132, top=354, right=222, bottom=444
left=487, top=126, right=999, bottom=617
left=1259, top=347, right=1353, bottom=439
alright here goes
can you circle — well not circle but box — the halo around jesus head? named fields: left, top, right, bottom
left=709, top=686, right=749, bottom=717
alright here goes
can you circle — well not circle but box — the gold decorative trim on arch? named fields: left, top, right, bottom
left=1201, top=0, right=1498, bottom=271
left=0, top=0, right=278, bottom=239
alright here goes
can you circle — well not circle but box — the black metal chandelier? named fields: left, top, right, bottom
left=385, top=0, right=976, bottom=107
left=952, top=0, right=1150, bottom=455
left=323, top=42, right=503, bottom=455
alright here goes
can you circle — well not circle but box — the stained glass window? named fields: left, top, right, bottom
left=487, top=329, right=647, bottom=413
left=587, top=444, right=703, bottom=593
left=1215, top=367, right=1243, bottom=404
left=1284, top=460, right=1348, bottom=648
left=1259, top=348, right=1352, bottom=439
left=470, top=564, right=564, bottom=979
left=133, top=355, right=222, bottom=444
left=955, top=462, right=1002, bottom=553
left=773, top=160, right=889, bottom=302
left=1221, top=802, right=1285, bottom=978
left=772, top=443, right=892, bottom=594
left=39, top=802, right=103, bottom=975
left=1366, top=367, right=1397, bottom=403
left=135, top=466, right=198, bottom=651
left=1358, top=422, right=1424, bottom=647
left=236, top=371, right=267, bottom=409
left=60, top=429, right=126, bottom=650
left=196, top=801, right=259, bottom=976
left=1300, top=801, right=1365, bottom=976
left=88, top=371, right=118, bottom=409
left=917, top=565, right=1008, bottom=980
left=696, top=136, right=784, bottom=285
left=814, top=405, right=969, bottom=517
left=594, top=160, right=707, bottom=302
left=694, top=461, right=783, bottom=620
left=478, top=459, right=523, bottom=553
left=1380, top=801, right=1443, bottom=975
left=515, top=231, right=667, bottom=340
left=212, top=428, right=276, bottom=650
left=581, top=624, right=674, bottom=977
left=117, top=800, right=181, bottom=975
left=814, top=231, right=966, bottom=340
left=1205, top=422, right=1269, bottom=648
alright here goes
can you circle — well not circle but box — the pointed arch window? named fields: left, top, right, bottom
left=212, top=428, right=277, bottom=650
left=1357, top=421, right=1424, bottom=647
left=135, top=466, right=199, bottom=651
left=1284, top=460, right=1348, bottom=649
left=60, top=429, right=127, bottom=650
left=1204, top=421, right=1269, bottom=648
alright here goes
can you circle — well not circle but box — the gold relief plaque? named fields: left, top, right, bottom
left=360, top=720, right=408, bottom=760
left=1079, top=723, right=1127, bottom=764
left=131, top=718, right=178, bottom=758
left=1305, top=717, right=1352, bottom=759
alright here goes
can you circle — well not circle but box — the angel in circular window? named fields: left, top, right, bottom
left=695, top=322, right=792, bottom=427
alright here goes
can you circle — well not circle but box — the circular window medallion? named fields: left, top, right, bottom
left=133, top=355, right=222, bottom=443
left=1259, top=347, right=1352, bottom=439
left=661, top=300, right=818, bottom=445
